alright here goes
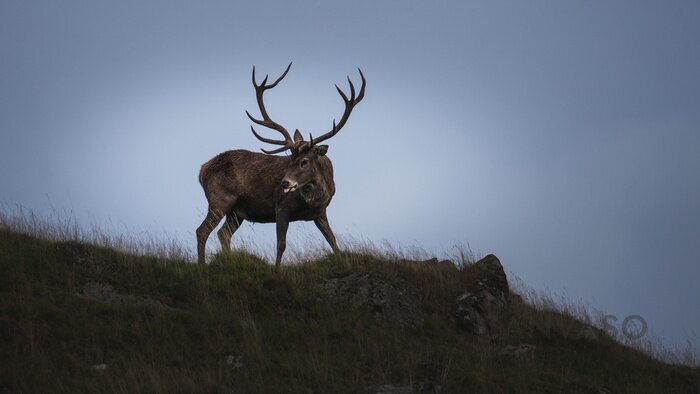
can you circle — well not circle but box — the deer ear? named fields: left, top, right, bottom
left=314, top=145, right=329, bottom=156
left=293, top=129, right=304, bottom=143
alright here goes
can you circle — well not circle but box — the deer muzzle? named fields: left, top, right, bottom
left=281, top=179, right=298, bottom=194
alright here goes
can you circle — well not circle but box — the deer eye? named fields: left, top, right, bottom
left=300, top=159, right=309, bottom=168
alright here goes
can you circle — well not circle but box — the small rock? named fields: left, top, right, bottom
left=452, top=292, right=487, bottom=335
left=596, top=385, right=621, bottom=394
left=499, top=344, right=536, bottom=362
left=416, top=381, right=442, bottom=393
left=226, top=354, right=243, bottom=369
left=579, top=325, right=599, bottom=340
left=77, top=282, right=122, bottom=304
left=366, top=384, right=412, bottom=394
left=73, top=281, right=175, bottom=310
left=92, top=363, right=108, bottom=371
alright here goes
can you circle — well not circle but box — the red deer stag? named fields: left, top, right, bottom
left=197, top=63, right=366, bottom=266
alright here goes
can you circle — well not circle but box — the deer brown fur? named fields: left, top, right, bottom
left=196, top=64, right=365, bottom=266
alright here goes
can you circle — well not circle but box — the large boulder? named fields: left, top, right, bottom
left=451, top=254, right=510, bottom=335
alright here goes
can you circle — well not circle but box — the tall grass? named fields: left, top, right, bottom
left=509, top=274, right=700, bottom=367
left=0, top=204, right=192, bottom=261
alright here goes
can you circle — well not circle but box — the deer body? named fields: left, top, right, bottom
left=199, top=150, right=335, bottom=224
left=196, top=64, right=364, bottom=266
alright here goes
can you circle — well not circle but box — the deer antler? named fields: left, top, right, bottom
left=246, top=62, right=295, bottom=154
left=311, top=69, right=366, bottom=146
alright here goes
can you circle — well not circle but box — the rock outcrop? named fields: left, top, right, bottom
left=322, top=272, right=424, bottom=329
left=451, top=254, right=510, bottom=335
left=73, top=281, right=175, bottom=310
left=322, top=253, right=513, bottom=339
left=323, top=254, right=512, bottom=336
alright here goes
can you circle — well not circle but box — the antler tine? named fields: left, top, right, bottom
left=252, top=63, right=292, bottom=90
left=265, top=62, right=292, bottom=89
left=356, top=68, right=366, bottom=102
left=246, top=111, right=289, bottom=145
left=347, top=76, right=356, bottom=101
left=247, top=63, right=295, bottom=153
left=335, top=84, right=349, bottom=103
left=245, top=110, right=275, bottom=130
left=329, top=119, right=337, bottom=138
left=261, top=145, right=292, bottom=155
left=312, top=69, right=366, bottom=145
left=251, top=66, right=262, bottom=88
left=250, top=126, right=288, bottom=146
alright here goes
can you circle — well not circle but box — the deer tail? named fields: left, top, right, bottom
left=198, top=161, right=210, bottom=186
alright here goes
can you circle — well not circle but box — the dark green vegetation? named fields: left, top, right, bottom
left=1, top=227, right=698, bottom=393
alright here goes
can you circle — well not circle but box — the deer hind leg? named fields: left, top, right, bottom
left=217, top=213, right=243, bottom=254
left=196, top=207, right=226, bottom=265
left=314, top=213, right=340, bottom=254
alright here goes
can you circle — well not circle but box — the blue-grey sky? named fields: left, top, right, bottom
left=1, top=1, right=699, bottom=349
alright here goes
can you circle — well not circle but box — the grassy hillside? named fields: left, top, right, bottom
left=1, top=227, right=699, bottom=393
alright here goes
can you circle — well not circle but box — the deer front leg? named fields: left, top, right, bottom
left=275, top=213, right=289, bottom=268
left=314, top=213, right=340, bottom=254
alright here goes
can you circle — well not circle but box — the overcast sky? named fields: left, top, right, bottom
left=1, top=1, right=698, bottom=349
